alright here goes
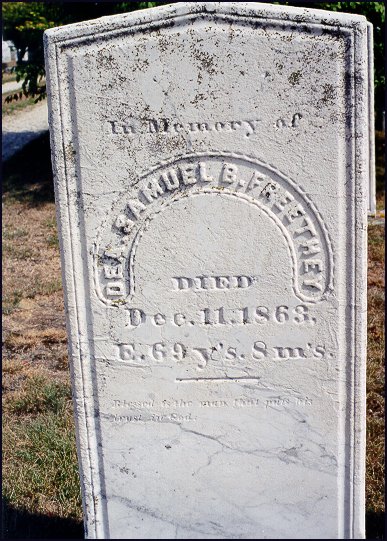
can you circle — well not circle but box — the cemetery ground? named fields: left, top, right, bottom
left=2, top=70, right=45, bottom=117
left=2, top=71, right=16, bottom=82
left=2, top=90, right=37, bottom=116
left=2, top=71, right=18, bottom=85
left=1, top=129, right=385, bottom=538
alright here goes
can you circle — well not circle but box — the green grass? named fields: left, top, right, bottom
left=3, top=412, right=82, bottom=519
left=3, top=244, right=34, bottom=260
left=2, top=374, right=82, bottom=522
left=366, top=223, right=385, bottom=539
left=25, top=278, right=62, bottom=299
left=2, top=228, right=28, bottom=240
left=47, top=233, right=59, bottom=248
left=44, top=217, right=57, bottom=229
left=10, top=376, right=72, bottom=416
left=2, top=290, right=23, bottom=315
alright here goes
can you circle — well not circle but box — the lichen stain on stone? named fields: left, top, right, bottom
left=191, top=92, right=209, bottom=106
left=96, top=49, right=118, bottom=71
left=133, top=57, right=150, bottom=73
left=65, top=142, right=77, bottom=164
left=146, top=132, right=185, bottom=156
left=288, top=70, right=302, bottom=86
left=227, top=26, right=243, bottom=44
left=157, top=35, right=170, bottom=53
left=320, top=83, right=336, bottom=105
left=191, top=47, right=218, bottom=76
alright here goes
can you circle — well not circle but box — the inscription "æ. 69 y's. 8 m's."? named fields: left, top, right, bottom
left=115, top=340, right=327, bottom=369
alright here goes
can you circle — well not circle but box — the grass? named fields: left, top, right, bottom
left=366, top=221, right=385, bottom=538
left=375, top=130, right=385, bottom=209
left=1, top=132, right=385, bottom=539
left=2, top=70, right=17, bottom=84
left=2, top=228, right=28, bottom=240
left=3, top=395, right=82, bottom=519
left=47, top=233, right=59, bottom=248
left=2, top=135, right=83, bottom=538
left=3, top=244, right=34, bottom=260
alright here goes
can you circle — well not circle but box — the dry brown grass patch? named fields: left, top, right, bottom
left=4, top=329, right=67, bottom=352
left=366, top=224, right=385, bottom=522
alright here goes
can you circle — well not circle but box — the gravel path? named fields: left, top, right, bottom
left=2, top=100, right=48, bottom=161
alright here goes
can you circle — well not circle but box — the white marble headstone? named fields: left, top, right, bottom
left=367, top=22, right=376, bottom=216
left=44, top=3, right=368, bottom=539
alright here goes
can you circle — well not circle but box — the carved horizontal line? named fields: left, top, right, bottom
left=175, top=376, right=260, bottom=382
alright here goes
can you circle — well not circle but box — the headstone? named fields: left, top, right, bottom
left=2, top=38, right=18, bottom=64
left=2, top=37, right=12, bottom=64
left=44, top=3, right=368, bottom=539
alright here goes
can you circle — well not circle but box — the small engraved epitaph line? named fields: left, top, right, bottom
left=175, top=376, right=261, bottom=382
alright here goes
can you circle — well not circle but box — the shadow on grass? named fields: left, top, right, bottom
left=1, top=499, right=83, bottom=539
left=2, top=131, right=54, bottom=205
left=375, top=130, right=385, bottom=195
left=366, top=510, right=385, bottom=540
left=2, top=499, right=384, bottom=539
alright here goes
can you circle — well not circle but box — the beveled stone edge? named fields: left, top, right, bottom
left=367, top=22, right=376, bottom=215
left=351, top=16, right=368, bottom=540
left=43, top=2, right=368, bottom=45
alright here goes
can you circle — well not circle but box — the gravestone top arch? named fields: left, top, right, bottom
left=45, top=2, right=368, bottom=538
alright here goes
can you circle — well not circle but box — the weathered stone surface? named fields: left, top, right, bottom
left=367, top=22, right=376, bottom=216
left=44, top=3, right=368, bottom=538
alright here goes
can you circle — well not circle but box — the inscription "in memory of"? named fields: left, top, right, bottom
left=109, top=118, right=261, bottom=137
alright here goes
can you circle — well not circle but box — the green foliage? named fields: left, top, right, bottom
left=2, top=3, right=60, bottom=100
left=2, top=2, right=385, bottom=112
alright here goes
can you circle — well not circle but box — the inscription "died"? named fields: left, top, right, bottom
left=172, top=275, right=253, bottom=291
